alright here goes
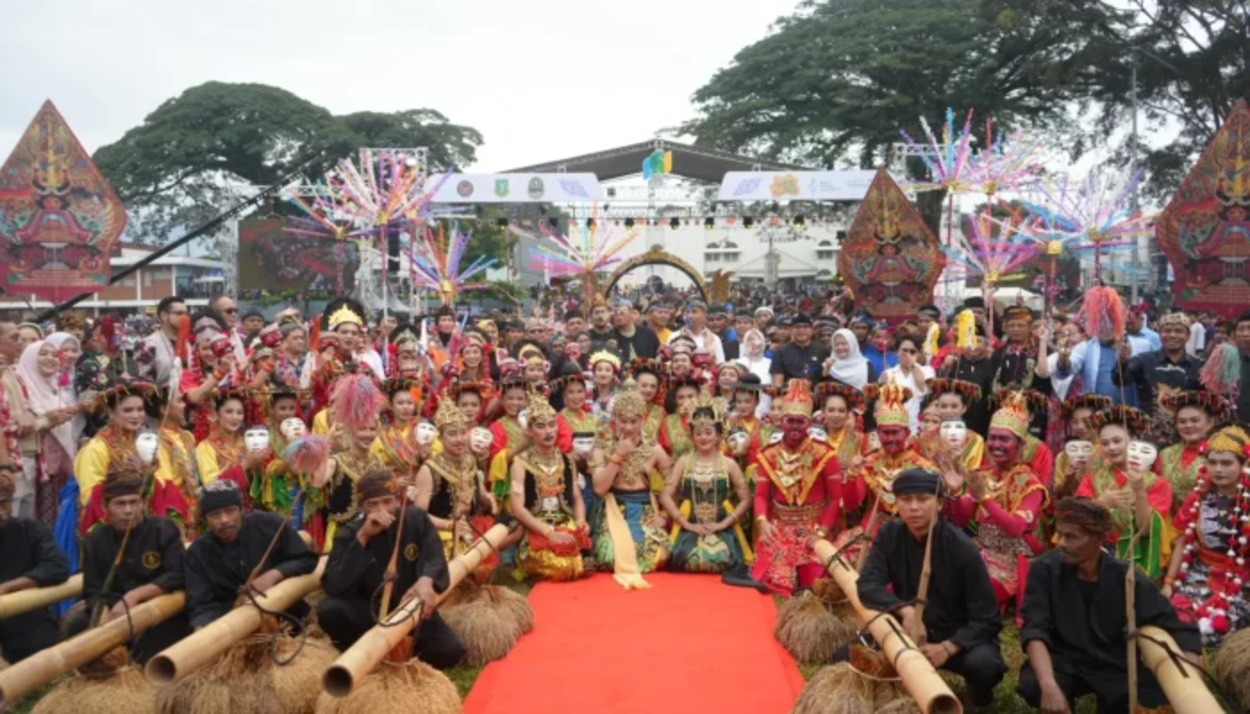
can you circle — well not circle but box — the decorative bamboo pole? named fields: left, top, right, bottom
left=0, top=574, right=83, bottom=621
left=1137, top=625, right=1220, bottom=714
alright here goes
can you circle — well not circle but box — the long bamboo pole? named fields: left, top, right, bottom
left=144, top=556, right=327, bottom=685
left=0, top=574, right=83, bottom=621
left=1137, top=625, right=1220, bottom=714
left=812, top=539, right=962, bottom=714
left=322, top=523, right=510, bottom=698
left=0, top=591, right=185, bottom=706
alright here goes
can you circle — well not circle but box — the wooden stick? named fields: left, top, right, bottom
left=910, top=505, right=939, bottom=644
left=855, top=492, right=882, bottom=571
left=378, top=479, right=412, bottom=621
left=0, top=592, right=184, bottom=706
left=813, top=539, right=962, bottom=714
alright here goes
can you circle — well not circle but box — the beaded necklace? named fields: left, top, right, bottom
left=1175, top=461, right=1250, bottom=637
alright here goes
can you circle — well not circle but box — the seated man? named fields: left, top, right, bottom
left=0, top=463, right=70, bottom=662
left=319, top=470, right=464, bottom=669
left=184, top=479, right=318, bottom=629
left=857, top=467, right=1006, bottom=709
left=68, top=469, right=190, bottom=663
left=1018, top=498, right=1201, bottom=713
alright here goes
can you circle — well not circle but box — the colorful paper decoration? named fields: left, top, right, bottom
left=1156, top=98, right=1250, bottom=317
left=837, top=169, right=947, bottom=318
left=0, top=101, right=128, bottom=301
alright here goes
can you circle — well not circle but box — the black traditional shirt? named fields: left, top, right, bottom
left=82, top=516, right=184, bottom=605
left=0, top=517, right=70, bottom=588
left=322, top=506, right=450, bottom=614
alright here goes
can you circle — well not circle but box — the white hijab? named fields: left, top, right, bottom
left=828, top=328, right=870, bottom=388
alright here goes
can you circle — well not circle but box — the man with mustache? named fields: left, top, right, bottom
left=184, top=479, right=317, bottom=630
left=857, top=467, right=1006, bottom=710
left=945, top=392, right=1048, bottom=610
left=1017, top=498, right=1200, bottom=713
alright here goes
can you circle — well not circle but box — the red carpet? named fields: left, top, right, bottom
left=463, top=573, right=806, bottom=714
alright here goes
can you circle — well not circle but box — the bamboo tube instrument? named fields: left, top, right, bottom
left=0, top=574, right=83, bottom=621
left=144, top=555, right=327, bottom=685
left=322, top=523, right=511, bottom=698
left=812, top=539, right=962, bottom=714
left=0, top=591, right=185, bottom=706
left=1137, top=625, right=1220, bottom=714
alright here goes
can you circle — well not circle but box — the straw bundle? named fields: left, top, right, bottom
left=314, top=658, right=461, bottom=714
left=154, top=619, right=337, bottom=714
left=775, top=591, right=857, bottom=664
left=31, top=648, right=152, bottom=714
left=792, top=647, right=909, bottom=714
left=1212, top=629, right=1250, bottom=710
left=438, top=583, right=534, bottom=666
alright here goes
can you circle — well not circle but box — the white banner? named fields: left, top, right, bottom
left=430, top=173, right=603, bottom=203
left=717, top=170, right=881, bottom=202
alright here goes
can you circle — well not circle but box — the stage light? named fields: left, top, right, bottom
left=704, top=217, right=715, bottom=229
left=670, top=217, right=680, bottom=230
left=743, top=217, right=754, bottom=228
left=624, top=218, right=635, bottom=229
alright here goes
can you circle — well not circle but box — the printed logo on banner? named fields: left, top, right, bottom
left=558, top=178, right=589, bottom=199
left=527, top=177, right=545, bottom=199
left=733, top=177, right=763, bottom=197
left=494, top=178, right=510, bottom=198
left=456, top=180, right=475, bottom=197
left=770, top=174, right=801, bottom=198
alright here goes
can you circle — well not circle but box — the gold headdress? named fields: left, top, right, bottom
left=323, top=298, right=366, bottom=331
left=867, top=383, right=913, bottom=428
left=778, top=379, right=814, bottom=416
left=434, top=395, right=472, bottom=433
left=589, top=349, right=621, bottom=372
left=525, top=390, right=557, bottom=425
left=989, top=391, right=1031, bottom=440
left=689, top=392, right=722, bottom=429
left=612, top=380, right=647, bottom=420
left=1206, top=425, right=1250, bottom=459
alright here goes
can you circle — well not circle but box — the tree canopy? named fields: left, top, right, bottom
left=93, top=81, right=483, bottom=247
left=683, top=0, right=1247, bottom=199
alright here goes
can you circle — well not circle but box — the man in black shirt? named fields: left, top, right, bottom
left=0, top=464, right=70, bottom=662
left=768, top=314, right=829, bottom=387
left=184, top=480, right=317, bottom=629
left=1115, top=312, right=1203, bottom=420
left=858, top=468, right=1006, bottom=708
left=611, top=298, right=660, bottom=362
left=1018, top=498, right=1201, bottom=713
left=68, top=469, right=189, bottom=662
left=587, top=298, right=615, bottom=344
left=319, top=470, right=464, bottom=668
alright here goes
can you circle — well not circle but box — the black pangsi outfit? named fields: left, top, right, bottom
left=68, top=516, right=189, bottom=662
left=319, top=506, right=464, bottom=669
left=1017, top=550, right=1201, bottom=713
left=858, top=519, right=1007, bottom=707
left=184, top=511, right=317, bottom=628
left=0, top=517, right=69, bottom=662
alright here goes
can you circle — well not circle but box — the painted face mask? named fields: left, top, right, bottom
left=940, top=420, right=968, bottom=450
left=1127, top=440, right=1159, bottom=472
left=727, top=428, right=749, bottom=452
left=135, top=430, right=160, bottom=464
left=572, top=432, right=596, bottom=455
left=1064, top=440, right=1094, bottom=464
left=470, top=427, right=494, bottom=452
left=280, top=418, right=307, bottom=442
left=415, top=421, right=437, bottom=445
left=244, top=427, right=270, bottom=454
left=518, top=409, right=529, bottom=430
left=807, top=425, right=829, bottom=443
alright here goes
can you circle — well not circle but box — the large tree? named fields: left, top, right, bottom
left=683, top=0, right=1126, bottom=170
left=1090, top=0, right=1249, bottom=198
left=93, top=81, right=483, bottom=248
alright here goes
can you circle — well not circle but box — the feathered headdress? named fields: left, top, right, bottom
left=1058, top=393, right=1113, bottom=418
left=989, top=391, right=1032, bottom=440
left=283, top=435, right=332, bottom=476
left=927, top=378, right=982, bottom=404
left=1161, top=390, right=1230, bottom=420
left=778, top=379, right=815, bottom=416
left=815, top=381, right=865, bottom=410
left=866, top=383, right=913, bottom=428
left=1088, top=405, right=1150, bottom=437
left=329, top=374, right=384, bottom=432
left=954, top=308, right=978, bottom=349
left=1200, top=343, right=1242, bottom=396
left=1079, top=285, right=1126, bottom=339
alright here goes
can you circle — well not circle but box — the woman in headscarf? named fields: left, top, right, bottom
left=825, top=327, right=876, bottom=389
left=733, top=328, right=772, bottom=417
left=44, top=332, right=84, bottom=445
left=13, top=340, right=78, bottom=525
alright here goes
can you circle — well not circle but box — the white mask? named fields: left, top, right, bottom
left=280, top=417, right=307, bottom=441
left=1064, top=440, right=1094, bottom=463
left=808, top=426, right=828, bottom=443
left=135, top=430, right=159, bottom=465
left=572, top=432, right=596, bottom=455
left=1127, top=440, right=1158, bottom=472
left=727, top=428, right=749, bottom=452
left=768, top=430, right=784, bottom=446
left=517, top=409, right=529, bottom=430
left=940, top=420, right=968, bottom=450
left=415, top=421, right=437, bottom=445
left=471, top=427, right=494, bottom=452
left=244, top=427, right=270, bottom=454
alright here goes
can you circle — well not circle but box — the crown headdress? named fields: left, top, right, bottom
left=866, top=383, right=913, bottom=428
left=589, top=349, right=621, bottom=371
left=525, top=390, right=558, bottom=424
left=1206, top=424, right=1250, bottom=458
left=612, top=381, right=647, bottom=420
left=689, top=392, right=722, bottom=429
left=778, top=379, right=814, bottom=416
left=989, top=391, right=1031, bottom=440
left=435, top=395, right=472, bottom=432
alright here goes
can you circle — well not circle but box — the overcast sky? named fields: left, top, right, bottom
left=0, top=0, right=804, bottom=173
